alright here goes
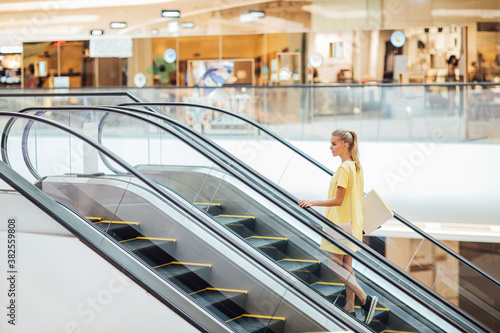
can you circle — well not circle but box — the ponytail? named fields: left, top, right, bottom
left=331, top=129, right=361, bottom=172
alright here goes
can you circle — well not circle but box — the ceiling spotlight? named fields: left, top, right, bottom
left=110, top=22, right=127, bottom=29
left=250, top=11, right=265, bottom=18
left=0, top=46, right=23, bottom=54
left=181, top=22, right=195, bottom=29
left=239, top=11, right=265, bottom=22
left=150, top=29, right=159, bottom=35
left=161, top=10, right=180, bottom=18
left=90, top=29, right=104, bottom=36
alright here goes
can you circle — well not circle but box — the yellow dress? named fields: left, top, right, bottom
left=320, top=161, right=364, bottom=254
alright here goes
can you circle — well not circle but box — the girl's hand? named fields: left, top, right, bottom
left=298, top=200, right=315, bottom=208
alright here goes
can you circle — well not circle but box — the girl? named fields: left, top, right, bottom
left=298, top=129, right=378, bottom=324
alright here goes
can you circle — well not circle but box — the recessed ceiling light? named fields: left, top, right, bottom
left=161, top=10, right=180, bottom=18
left=181, top=22, right=195, bottom=29
left=90, top=29, right=104, bottom=36
left=150, top=29, right=159, bottom=35
left=239, top=11, right=265, bottom=22
left=110, top=22, right=127, bottom=29
left=0, top=46, right=23, bottom=54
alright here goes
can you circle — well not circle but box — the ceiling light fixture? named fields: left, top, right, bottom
left=150, top=29, right=159, bottom=35
left=90, top=29, right=104, bottom=36
left=110, top=22, right=127, bottom=29
left=181, top=22, right=195, bottom=29
left=0, top=46, right=23, bottom=54
left=239, top=11, right=265, bottom=22
left=161, top=10, right=180, bottom=18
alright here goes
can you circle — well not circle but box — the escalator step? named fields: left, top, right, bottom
left=354, top=305, right=389, bottom=332
left=190, top=288, right=248, bottom=320
left=154, top=262, right=212, bottom=293
left=93, top=220, right=142, bottom=241
left=310, top=281, right=345, bottom=300
left=195, top=202, right=223, bottom=216
left=278, top=258, right=321, bottom=282
left=226, top=314, right=285, bottom=333
left=120, top=237, right=176, bottom=266
left=246, top=236, right=288, bottom=260
left=86, top=216, right=102, bottom=222
left=215, top=214, right=256, bottom=237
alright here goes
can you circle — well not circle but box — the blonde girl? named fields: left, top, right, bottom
left=298, top=129, right=378, bottom=324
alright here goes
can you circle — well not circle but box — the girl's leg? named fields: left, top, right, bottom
left=328, top=253, right=367, bottom=312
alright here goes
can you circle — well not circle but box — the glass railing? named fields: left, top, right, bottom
left=0, top=91, right=141, bottom=112
left=8, top=107, right=487, bottom=332
left=0, top=112, right=362, bottom=333
left=124, top=82, right=500, bottom=142
left=119, top=101, right=500, bottom=326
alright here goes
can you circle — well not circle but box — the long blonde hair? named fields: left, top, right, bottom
left=331, top=129, right=361, bottom=172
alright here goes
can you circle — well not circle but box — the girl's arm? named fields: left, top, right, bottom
left=298, top=186, right=346, bottom=208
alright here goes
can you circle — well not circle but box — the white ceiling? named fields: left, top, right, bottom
left=0, top=0, right=312, bottom=46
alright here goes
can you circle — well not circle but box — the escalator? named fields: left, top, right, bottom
left=0, top=112, right=363, bottom=333
left=2, top=109, right=488, bottom=332
left=116, top=101, right=500, bottom=332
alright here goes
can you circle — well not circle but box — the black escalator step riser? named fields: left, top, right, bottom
left=214, top=215, right=256, bottom=232
left=311, top=283, right=347, bottom=306
left=227, top=316, right=285, bottom=333
left=363, top=307, right=389, bottom=332
left=120, top=238, right=176, bottom=266
left=191, top=289, right=248, bottom=321
left=196, top=203, right=223, bottom=216
left=155, top=264, right=211, bottom=294
left=225, top=223, right=255, bottom=239
left=94, top=222, right=142, bottom=241
left=246, top=237, right=288, bottom=260
left=279, top=260, right=320, bottom=283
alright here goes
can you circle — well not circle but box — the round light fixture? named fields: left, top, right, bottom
left=163, top=48, right=177, bottom=63
left=390, top=31, right=406, bottom=48
left=133, top=73, right=147, bottom=88
left=308, top=53, right=323, bottom=68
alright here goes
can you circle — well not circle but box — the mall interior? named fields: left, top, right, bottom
left=0, top=1, right=499, bottom=332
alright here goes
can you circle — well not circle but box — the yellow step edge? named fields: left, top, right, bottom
left=195, top=202, right=222, bottom=207
left=226, top=314, right=286, bottom=323
left=153, top=261, right=212, bottom=269
left=217, top=214, right=256, bottom=219
left=354, top=305, right=389, bottom=311
left=119, top=237, right=177, bottom=243
left=245, top=236, right=287, bottom=241
left=189, top=287, right=248, bottom=296
left=278, top=258, right=321, bottom=264
left=95, top=220, right=140, bottom=226
left=86, top=216, right=102, bottom=221
left=310, top=281, right=344, bottom=286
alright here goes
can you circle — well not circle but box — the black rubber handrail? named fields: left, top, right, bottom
left=119, top=102, right=500, bottom=289
left=8, top=107, right=488, bottom=332
left=0, top=111, right=370, bottom=332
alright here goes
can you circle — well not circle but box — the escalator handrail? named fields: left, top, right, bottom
left=8, top=107, right=487, bottom=332
left=0, top=91, right=143, bottom=101
left=0, top=111, right=368, bottom=332
left=118, top=101, right=500, bottom=288
left=0, top=161, right=217, bottom=333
